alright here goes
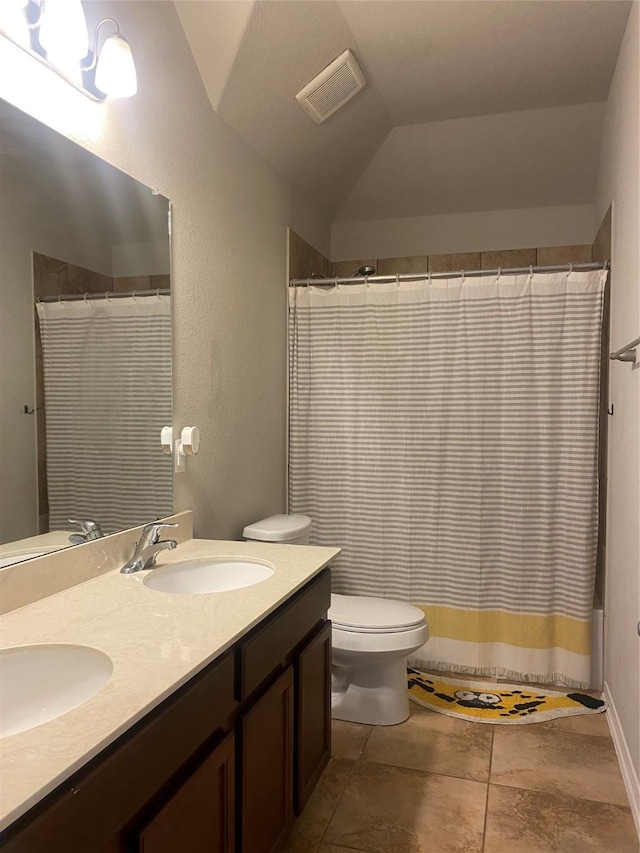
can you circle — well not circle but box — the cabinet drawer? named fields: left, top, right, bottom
left=236, top=569, right=331, bottom=702
left=0, top=652, right=236, bottom=853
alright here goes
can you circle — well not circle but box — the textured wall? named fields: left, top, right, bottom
left=595, top=1, right=640, bottom=782
left=331, top=204, right=596, bottom=262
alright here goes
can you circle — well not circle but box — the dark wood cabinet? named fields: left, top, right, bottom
left=0, top=569, right=331, bottom=853
left=0, top=652, right=237, bottom=853
left=294, top=620, right=331, bottom=814
left=238, top=668, right=294, bottom=853
left=236, top=570, right=331, bottom=702
left=137, top=733, right=235, bottom=853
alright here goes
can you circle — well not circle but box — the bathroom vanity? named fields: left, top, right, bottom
left=0, top=538, right=339, bottom=853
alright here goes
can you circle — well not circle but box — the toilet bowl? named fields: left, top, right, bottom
left=330, top=593, right=429, bottom=725
left=242, top=514, right=429, bottom=726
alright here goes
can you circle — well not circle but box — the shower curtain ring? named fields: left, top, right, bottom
left=567, top=263, right=573, bottom=278
left=83, top=293, right=89, bottom=304
left=156, top=288, right=161, bottom=299
left=132, top=290, right=138, bottom=302
left=57, top=294, right=65, bottom=308
left=105, top=291, right=111, bottom=303
left=496, top=267, right=501, bottom=282
left=461, top=269, right=465, bottom=283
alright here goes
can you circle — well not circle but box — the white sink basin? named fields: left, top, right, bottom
left=0, top=549, right=59, bottom=569
left=0, top=644, right=113, bottom=738
left=143, top=558, right=275, bottom=595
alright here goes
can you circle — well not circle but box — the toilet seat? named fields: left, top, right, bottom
left=329, top=593, right=426, bottom=634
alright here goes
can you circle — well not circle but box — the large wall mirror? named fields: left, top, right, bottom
left=0, top=99, right=173, bottom=567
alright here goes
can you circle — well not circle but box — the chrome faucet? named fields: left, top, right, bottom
left=120, top=522, right=178, bottom=574
left=68, top=518, right=104, bottom=545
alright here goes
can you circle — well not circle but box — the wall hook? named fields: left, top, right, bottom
left=607, top=404, right=614, bottom=416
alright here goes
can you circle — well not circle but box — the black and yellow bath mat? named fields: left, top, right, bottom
left=408, top=669, right=606, bottom=724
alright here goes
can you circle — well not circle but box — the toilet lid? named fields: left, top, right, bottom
left=242, top=514, right=311, bottom=542
left=329, top=593, right=425, bottom=632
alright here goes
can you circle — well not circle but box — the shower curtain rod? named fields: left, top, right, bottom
left=289, top=261, right=609, bottom=287
left=36, top=288, right=170, bottom=304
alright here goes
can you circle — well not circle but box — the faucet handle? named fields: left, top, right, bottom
left=69, top=518, right=102, bottom=535
left=139, top=521, right=179, bottom=547
left=68, top=519, right=104, bottom=544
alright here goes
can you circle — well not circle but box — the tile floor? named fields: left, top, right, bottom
left=286, top=702, right=639, bottom=853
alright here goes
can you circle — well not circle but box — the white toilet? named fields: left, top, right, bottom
left=242, top=514, right=429, bottom=726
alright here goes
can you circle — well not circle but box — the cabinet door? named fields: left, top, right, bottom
left=239, top=667, right=294, bottom=853
left=295, top=620, right=331, bottom=814
left=137, top=733, right=234, bottom=853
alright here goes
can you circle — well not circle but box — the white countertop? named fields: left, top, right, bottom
left=0, top=538, right=339, bottom=832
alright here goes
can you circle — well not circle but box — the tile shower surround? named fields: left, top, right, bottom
left=328, top=244, right=593, bottom=279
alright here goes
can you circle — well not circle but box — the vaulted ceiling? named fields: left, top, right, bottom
left=176, top=0, right=631, bottom=221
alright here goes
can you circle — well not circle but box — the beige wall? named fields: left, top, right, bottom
left=0, top=1, right=331, bottom=542
left=331, top=203, right=595, bottom=261
left=595, top=1, right=640, bottom=782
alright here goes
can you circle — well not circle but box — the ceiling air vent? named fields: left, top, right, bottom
left=295, top=50, right=366, bottom=124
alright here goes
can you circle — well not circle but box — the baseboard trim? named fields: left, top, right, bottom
left=604, top=681, right=640, bottom=838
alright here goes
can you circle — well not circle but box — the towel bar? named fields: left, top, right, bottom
left=609, top=335, right=639, bottom=363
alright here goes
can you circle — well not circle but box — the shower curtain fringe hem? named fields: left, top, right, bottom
left=408, top=657, right=591, bottom=691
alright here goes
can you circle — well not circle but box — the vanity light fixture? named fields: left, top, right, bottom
left=37, top=0, right=88, bottom=61
left=0, top=0, right=30, bottom=48
left=0, top=0, right=137, bottom=100
left=86, top=18, right=137, bottom=98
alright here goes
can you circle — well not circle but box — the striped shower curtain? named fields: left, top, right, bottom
left=289, top=270, right=606, bottom=688
left=36, top=295, right=172, bottom=535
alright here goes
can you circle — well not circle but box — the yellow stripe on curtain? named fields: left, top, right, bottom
left=415, top=605, right=591, bottom=656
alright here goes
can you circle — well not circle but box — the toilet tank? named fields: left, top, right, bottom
left=242, top=514, right=312, bottom=545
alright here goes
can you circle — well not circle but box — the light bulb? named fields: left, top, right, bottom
left=0, top=0, right=30, bottom=47
left=38, top=0, right=88, bottom=61
left=95, top=33, right=137, bottom=98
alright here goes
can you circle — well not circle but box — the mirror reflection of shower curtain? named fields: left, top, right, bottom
left=36, top=295, right=172, bottom=535
left=288, top=270, right=606, bottom=688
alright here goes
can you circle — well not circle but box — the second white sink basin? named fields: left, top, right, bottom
left=0, top=644, right=113, bottom=738
left=143, top=558, right=275, bottom=595
left=0, top=548, right=60, bottom=569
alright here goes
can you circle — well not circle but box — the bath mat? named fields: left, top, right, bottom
left=408, top=669, right=606, bottom=724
